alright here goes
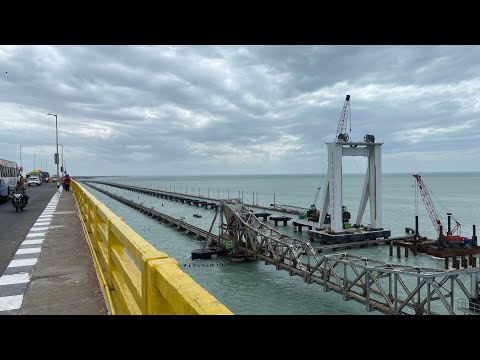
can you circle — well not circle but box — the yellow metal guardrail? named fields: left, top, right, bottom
left=71, top=180, right=233, bottom=315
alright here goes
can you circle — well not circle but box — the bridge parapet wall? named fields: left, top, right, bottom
left=72, top=180, right=232, bottom=315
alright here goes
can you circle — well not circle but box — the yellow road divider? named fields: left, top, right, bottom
left=71, top=180, right=233, bottom=315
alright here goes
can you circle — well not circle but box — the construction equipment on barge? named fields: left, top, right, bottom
left=392, top=175, right=479, bottom=260
left=413, top=174, right=466, bottom=248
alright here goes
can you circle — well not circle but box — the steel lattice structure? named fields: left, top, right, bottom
left=212, top=199, right=480, bottom=315
left=335, top=94, right=351, bottom=141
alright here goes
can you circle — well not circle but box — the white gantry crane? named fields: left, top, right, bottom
left=317, top=95, right=384, bottom=233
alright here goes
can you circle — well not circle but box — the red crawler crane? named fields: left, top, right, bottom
left=413, top=174, right=464, bottom=245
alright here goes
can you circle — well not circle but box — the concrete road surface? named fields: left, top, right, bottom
left=0, top=183, right=57, bottom=277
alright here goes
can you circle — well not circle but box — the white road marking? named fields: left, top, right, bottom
left=30, top=227, right=49, bottom=231
left=0, top=295, right=23, bottom=311
left=26, top=232, right=46, bottom=238
left=16, top=248, right=41, bottom=255
left=0, top=273, right=30, bottom=285
left=22, top=239, right=44, bottom=245
left=8, top=258, right=38, bottom=268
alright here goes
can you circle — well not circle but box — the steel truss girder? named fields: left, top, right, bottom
left=211, top=199, right=480, bottom=315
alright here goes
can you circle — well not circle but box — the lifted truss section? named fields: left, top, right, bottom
left=215, top=199, right=480, bottom=315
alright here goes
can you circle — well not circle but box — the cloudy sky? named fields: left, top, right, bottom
left=1, top=45, right=479, bottom=176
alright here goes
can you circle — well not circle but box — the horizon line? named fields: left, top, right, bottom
left=74, top=170, right=480, bottom=177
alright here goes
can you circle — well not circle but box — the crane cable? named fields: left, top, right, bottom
left=425, top=182, right=460, bottom=223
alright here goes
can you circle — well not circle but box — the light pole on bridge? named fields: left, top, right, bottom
left=19, top=144, right=24, bottom=174
left=59, top=144, right=64, bottom=177
left=47, top=113, right=60, bottom=189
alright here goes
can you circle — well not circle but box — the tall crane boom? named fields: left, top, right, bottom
left=413, top=174, right=461, bottom=237
left=413, top=174, right=442, bottom=235
left=336, top=94, right=351, bottom=142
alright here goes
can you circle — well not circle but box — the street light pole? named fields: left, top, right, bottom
left=47, top=113, right=60, bottom=189
left=19, top=145, right=23, bottom=173
left=59, top=144, right=64, bottom=177
left=33, top=153, right=37, bottom=169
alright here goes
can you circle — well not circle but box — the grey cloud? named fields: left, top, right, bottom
left=1, top=45, right=480, bottom=175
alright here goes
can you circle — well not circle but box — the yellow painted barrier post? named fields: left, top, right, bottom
left=106, top=219, right=115, bottom=291
left=84, top=197, right=89, bottom=229
left=150, top=258, right=233, bottom=315
left=83, top=194, right=88, bottom=222
left=91, top=203, right=99, bottom=252
left=143, top=255, right=171, bottom=314
left=88, top=198, right=95, bottom=234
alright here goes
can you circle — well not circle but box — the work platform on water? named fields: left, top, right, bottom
left=308, top=227, right=391, bottom=244
left=269, top=216, right=292, bottom=226
left=191, top=247, right=229, bottom=260
left=391, top=236, right=480, bottom=262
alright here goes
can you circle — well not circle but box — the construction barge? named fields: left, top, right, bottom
left=391, top=174, right=480, bottom=262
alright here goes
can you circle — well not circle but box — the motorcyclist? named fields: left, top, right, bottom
left=11, top=177, right=28, bottom=206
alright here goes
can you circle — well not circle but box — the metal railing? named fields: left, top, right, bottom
left=71, top=180, right=232, bottom=315
left=457, top=298, right=480, bottom=315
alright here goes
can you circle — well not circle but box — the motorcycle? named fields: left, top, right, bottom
left=12, top=191, right=26, bottom=212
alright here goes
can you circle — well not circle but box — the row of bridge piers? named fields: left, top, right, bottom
left=91, top=181, right=308, bottom=229
left=128, top=186, right=219, bottom=210
left=84, top=182, right=218, bottom=242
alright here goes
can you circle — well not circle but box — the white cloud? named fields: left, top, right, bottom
left=63, top=123, right=115, bottom=140
left=392, top=121, right=475, bottom=143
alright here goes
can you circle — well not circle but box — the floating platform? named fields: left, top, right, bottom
left=191, top=247, right=229, bottom=260
left=229, top=253, right=257, bottom=263
left=269, top=216, right=292, bottom=226
left=292, top=221, right=313, bottom=233
left=393, top=237, right=480, bottom=259
left=308, top=227, right=391, bottom=244
left=313, top=237, right=392, bottom=253
left=427, top=247, right=480, bottom=258
left=254, top=212, right=271, bottom=221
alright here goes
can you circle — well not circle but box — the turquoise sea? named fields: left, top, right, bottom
left=82, top=172, right=480, bottom=314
